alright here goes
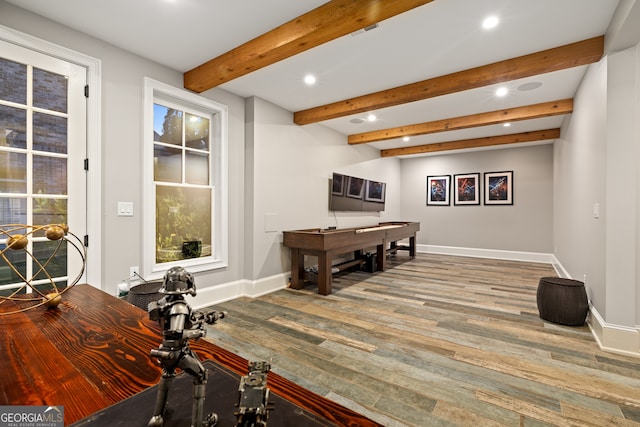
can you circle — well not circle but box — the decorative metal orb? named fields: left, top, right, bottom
left=43, top=292, right=63, bottom=309
left=0, top=223, right=86, bottom=315
left=45, top=225, right=65, bottom=241
left=7, top=234, right=28, bottom=250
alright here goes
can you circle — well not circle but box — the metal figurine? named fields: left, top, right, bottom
left=234, top=361, right=274, bottom=427
left=148, top=266, right=226, bottom=427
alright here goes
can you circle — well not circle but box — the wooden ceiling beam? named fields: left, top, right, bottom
left=380, top=129, right=560, bottom=157
left=294, top=36, right=603, bottom=125
left=184, top=0, right=433, bottom=93
left=349, top=99, right=573, bottom=144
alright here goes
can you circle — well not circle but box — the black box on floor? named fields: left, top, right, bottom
left=363, top=253, right=376, bottom=273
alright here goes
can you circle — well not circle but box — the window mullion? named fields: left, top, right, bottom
left=25, top=64, right=34, bottom=281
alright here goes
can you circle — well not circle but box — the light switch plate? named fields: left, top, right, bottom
left=117, top=201, right=134, bottom=217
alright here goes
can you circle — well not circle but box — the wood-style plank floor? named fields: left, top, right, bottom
left=203, top=253, right=640, bottom=426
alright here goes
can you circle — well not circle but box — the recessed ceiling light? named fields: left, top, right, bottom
left=518, top=82, right=543, bottom=91
left=367, top=114, right=377, bottom=122
left=303, top=74, right=316, bottom=85
left=503, top=123, right=511, bottom=127
left=350, top=118, right=365, bottom=124
left=403, top=136, right=410, bottom=142
left=495, top=87, right=508, bottom=97
left=482, top=16, right=499, bottom=29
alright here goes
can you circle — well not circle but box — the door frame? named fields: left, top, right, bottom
left=0, top=24, right=102, bottom=288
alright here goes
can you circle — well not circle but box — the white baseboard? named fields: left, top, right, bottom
left=588, top=305, right=640, bottom=357
left=190, top=273, right=288, bottom=310
left=549, top=254, right=571, bottom=278
left=418, top=244, right=555, bottom=264
left=242, top=273, right=289, bottom=299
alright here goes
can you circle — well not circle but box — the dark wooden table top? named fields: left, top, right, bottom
left=0, top=284, right=380, bottom=426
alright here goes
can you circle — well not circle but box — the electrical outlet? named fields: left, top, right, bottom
left=130, top=266, right=139, bottom=278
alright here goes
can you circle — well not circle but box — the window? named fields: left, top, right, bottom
left=143, top=78, right=228, bottom=277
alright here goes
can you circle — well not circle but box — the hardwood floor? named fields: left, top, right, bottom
left=203, top=253, right=640, bottom=426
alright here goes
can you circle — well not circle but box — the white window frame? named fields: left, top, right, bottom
left=142, top=77, right=228, bottom=278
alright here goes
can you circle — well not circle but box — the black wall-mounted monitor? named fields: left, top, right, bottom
left=329, top=173, right=386, bottom=212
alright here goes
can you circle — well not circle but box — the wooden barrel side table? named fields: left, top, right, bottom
left=536, top=277, right=589, bottom=326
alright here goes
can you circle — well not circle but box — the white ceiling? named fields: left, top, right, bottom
left=7, top=0, right=624, bottom=156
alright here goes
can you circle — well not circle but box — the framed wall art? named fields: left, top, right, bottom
left=364, top=180, right=386, bottom=202
left=332, top=173, right=345, bottom=196
left=426, top=175, right=450, bottom=206
left=484, top=171, right=513, bottom=205
left=454, top=173, right=480, bottom=205
left=346, top=176, right=365, bottom=199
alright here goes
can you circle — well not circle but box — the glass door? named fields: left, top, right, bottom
left=0, top=39, right=87, bottom=296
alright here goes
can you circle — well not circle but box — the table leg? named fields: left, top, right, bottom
left=317, top=252, right=333, bottom=295
left=290, top=248, right=304, bottom=290
left=376, top=242, right=386, bottom=271
left=409, top=235, right=416, bottom=257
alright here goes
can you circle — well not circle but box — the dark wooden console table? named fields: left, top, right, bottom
left=0, top=284, right=380, bottom=426
left=283, top=221, right=420, bottom=295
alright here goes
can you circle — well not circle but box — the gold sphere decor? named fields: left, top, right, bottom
left=45, top=225, right=65, bottom=241
left=7, top=234, right=29, bottom=250
left=43, top=291, right=63, bottom=308
left=0, top=224, right=87, bottom=315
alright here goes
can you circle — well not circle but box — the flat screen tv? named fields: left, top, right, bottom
left=330, top=173, right=386, bottom=212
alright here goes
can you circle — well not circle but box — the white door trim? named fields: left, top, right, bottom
left=0, top=24, right=102, bottom=288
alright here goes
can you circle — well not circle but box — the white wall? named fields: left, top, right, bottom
left=554, top=59, right=607, bottom=311
left=605, top=46, right=638, bottom=328
left=0, top=1, right=247, bottom=296
left=555, top=44, right=640, bottom=355
left=401, top=144, right=554, bottom=254
left=245, top=96, right=403, bottom=280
